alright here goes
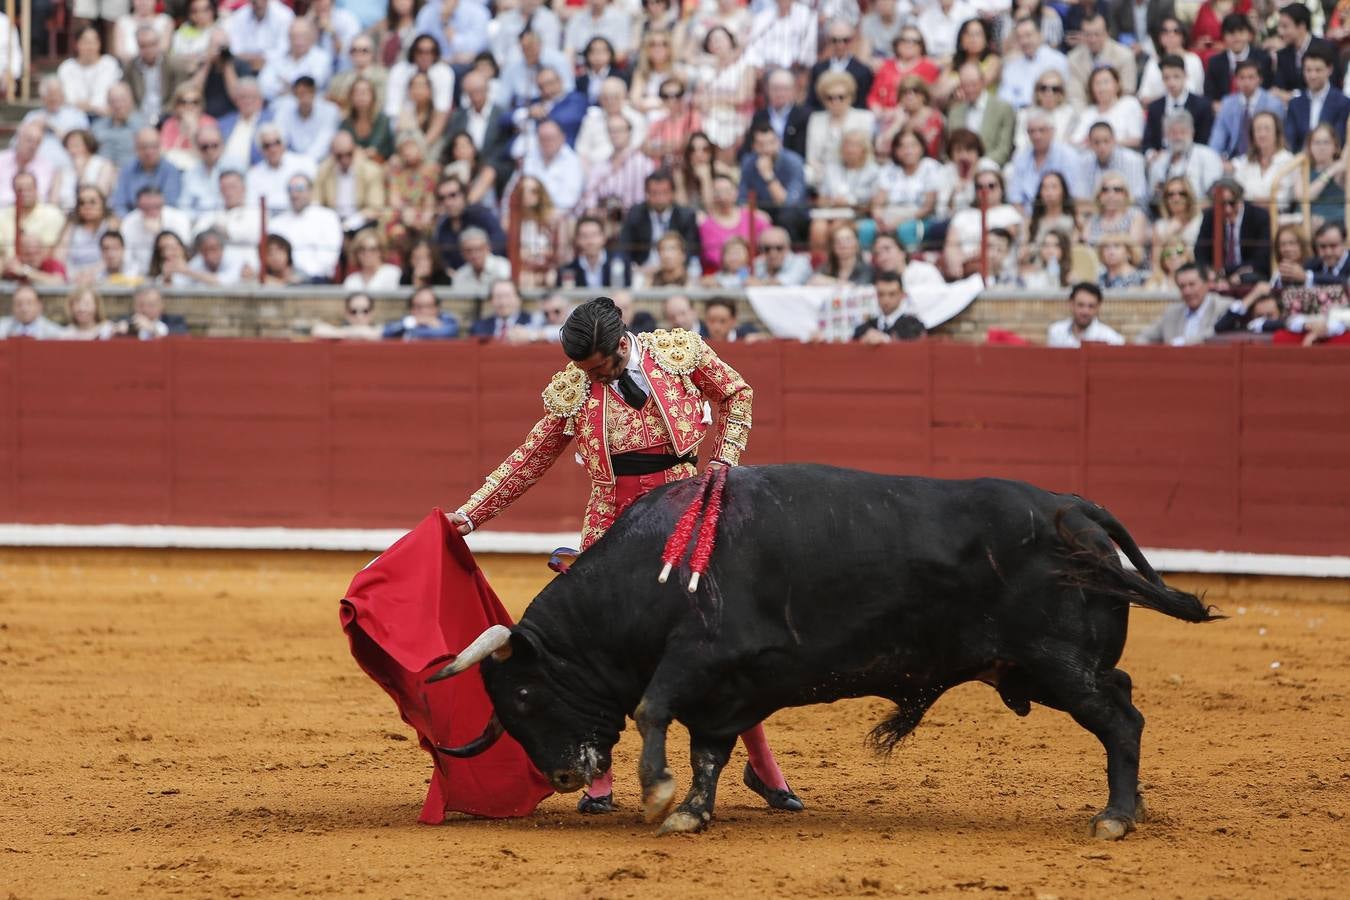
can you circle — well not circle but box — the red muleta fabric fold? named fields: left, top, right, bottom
left=340, top=509, right=554, bottom=822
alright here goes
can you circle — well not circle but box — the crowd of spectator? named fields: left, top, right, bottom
left=1, top=0, right=1349, bottom=346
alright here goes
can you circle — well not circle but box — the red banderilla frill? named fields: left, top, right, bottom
left=657, top=465, right=729, bottom=592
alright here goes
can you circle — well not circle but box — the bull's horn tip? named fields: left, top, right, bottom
left=687, top=572, right=701, bottom=592
left=658, top=563, right=672, bottom=583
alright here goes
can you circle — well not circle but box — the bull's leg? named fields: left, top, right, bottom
left=634, top=697, right=678, bottom=824
left=1061, top=668, right=1146, bottom=840
left=658, top=732, right=736, bottom=835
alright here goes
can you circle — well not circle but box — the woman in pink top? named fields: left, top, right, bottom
left=697, top=173, right=771, bottom=273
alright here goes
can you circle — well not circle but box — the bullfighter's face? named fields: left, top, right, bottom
left=575, top=335, right=629, bottom=385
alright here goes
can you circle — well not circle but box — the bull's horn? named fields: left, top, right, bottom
left=426, top=624, right=512, bottom=682
left=434, top=715, right=504, bottom=758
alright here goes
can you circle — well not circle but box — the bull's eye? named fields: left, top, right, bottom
left=515, top=687, right=529, bottom=710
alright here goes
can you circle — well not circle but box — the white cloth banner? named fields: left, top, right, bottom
left=745, top=266, right=985, bottom=341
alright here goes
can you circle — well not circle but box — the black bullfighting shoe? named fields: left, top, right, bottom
left=743, top=763, right=805, bottom=812
left=576, top=792, right=615, bottom=814
left=549, top=547, right=579, bottom=574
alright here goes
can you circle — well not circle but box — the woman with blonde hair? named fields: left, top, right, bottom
left=1097, top=234, right=1147, bottom=289
left=1084, top=172, right=1151, bottom=254
left=343, top=231, right=403, bottom=290
left=160, top=83, right=218, bottom=170
left=813, top=129, right=880, bottom=255
left=1013, top=70, right=1078, bottom=154
left=1150, top=176, right=1203, bottom=273
left=1146, top=239, right=1194, bottom=289
left=805, top=71, right=877, bottom=187
left=505, top=175, right=566, bottom=289
left=630, top=29, right=686, bottom=116
left=60, top=285, right=113, bottom=340
left=1233, top=111, right=1295, bottom=214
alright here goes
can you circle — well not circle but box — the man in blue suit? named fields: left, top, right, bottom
left=469, top=279, right=537, bottom=340
left=510, top=65, right=588, bottom=149
left=1209, top=60, right=1285, bottom=160
left=1284, top=46, right=1350, bottom=153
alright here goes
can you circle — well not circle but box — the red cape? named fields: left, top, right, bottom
left=340, top=509, right=554, bottom=822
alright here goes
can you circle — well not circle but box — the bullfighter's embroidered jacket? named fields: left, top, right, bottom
left=458, top=329, right=753, bottom=548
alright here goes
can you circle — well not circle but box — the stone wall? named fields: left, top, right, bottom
left=3, top=284, right=1179, bottom=344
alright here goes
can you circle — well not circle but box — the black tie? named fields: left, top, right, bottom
left=617, top=370, right=647, bottom=409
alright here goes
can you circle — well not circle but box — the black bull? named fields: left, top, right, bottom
left=428, top=464, right=1219, bottom=839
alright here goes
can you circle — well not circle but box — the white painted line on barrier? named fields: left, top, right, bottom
left=1, top=524, right=1348, bottom=578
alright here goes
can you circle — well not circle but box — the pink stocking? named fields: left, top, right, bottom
left=740, top=723, right=788, bottom=791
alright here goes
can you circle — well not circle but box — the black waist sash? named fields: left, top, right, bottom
left=611, top=452, right=697, bottom=476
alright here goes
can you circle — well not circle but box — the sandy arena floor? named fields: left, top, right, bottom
left=1, top=548, right=1347, bottom=899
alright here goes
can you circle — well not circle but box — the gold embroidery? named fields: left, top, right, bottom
left=542, top=364, right=589, bottom=420
left=641, top=329, right=705, bottom=377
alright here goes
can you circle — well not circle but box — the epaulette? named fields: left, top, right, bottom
left=541, top=363, right=589, bottom=421
left=640, top=328, right=706, bottom=377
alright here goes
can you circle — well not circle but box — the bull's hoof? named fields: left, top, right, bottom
left=656, top=810, right=706, bottom=835
left=1089, top=813, right=1135, bottom=841
left=743, top=763, right=805, bottom=812
left=641, top=776, right=677, bottom=824
left=576, top=792, right=615, bottom=814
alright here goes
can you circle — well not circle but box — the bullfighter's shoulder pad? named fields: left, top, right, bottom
left=542, top=363, right=589, bottom=419
left=642, top=329, right=706, bottom=376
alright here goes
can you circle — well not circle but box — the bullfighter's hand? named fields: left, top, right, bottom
left=446, top=510, right=474, bottom=535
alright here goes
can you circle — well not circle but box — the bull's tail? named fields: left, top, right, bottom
left=1056, top=502, right=1223, bottom=623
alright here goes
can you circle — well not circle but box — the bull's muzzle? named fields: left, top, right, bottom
left=434, top=714, right=505, bottom=758
left=426, top=624, right=513, bottom=682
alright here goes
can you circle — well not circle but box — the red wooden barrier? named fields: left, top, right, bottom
left=2, top=340, right=1347, bottom=555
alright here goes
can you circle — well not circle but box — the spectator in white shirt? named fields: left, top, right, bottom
left=192, top=170, right=263, bottom=266
left=747, top=0, right=818, bottom=70
left=574, top=77, right=648, bottom=167
left=246, top=124, right=318, bottom=213
left=490, top=0, right=562, bottom=71
left=274, top=77, right=342, bottom=161
left=575, top=113, right=655, bottom=215
left=453, top=227, right=512, bottom=289
left=188, top=227, right=250, bottom=285
left=384, top=33, right=456, bottom=119
left=259, top=19, right=334, bottom=100
left=178, top=124, right=231, bottom=217
left=22, top=77, right=90, bottom=141
left=269, top=173, right=343, bottom=281
left=1146, top=110, right=1223, bottom=207
left=1046, top=282, right=1126, bottom=347
left=58, top=26, right=123, bottom=118
left=342, top=230, right=403, bottom=290
left=564, top=0, right=634, bottom=62
left=227, top=0, right=296, bottom=74
left=0, top=12, right=22, bottom=96
left=915, top=0, right=976, bottom=62
left=120, top=185, right=192, bottom=276
left=522, top=120, right=584, bottom=212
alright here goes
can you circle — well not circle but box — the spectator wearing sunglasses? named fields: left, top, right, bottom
left=999, top=18, right=1068, bottom=111
left=312, top=292, right=384, bottom=340
left=1194, top=178, right=1272, bottom=289
left=807, top=23, right=873, bottom=112
left=245, top=123, right=317, bottom=214
left=747, top=226, right=811, bottom=286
